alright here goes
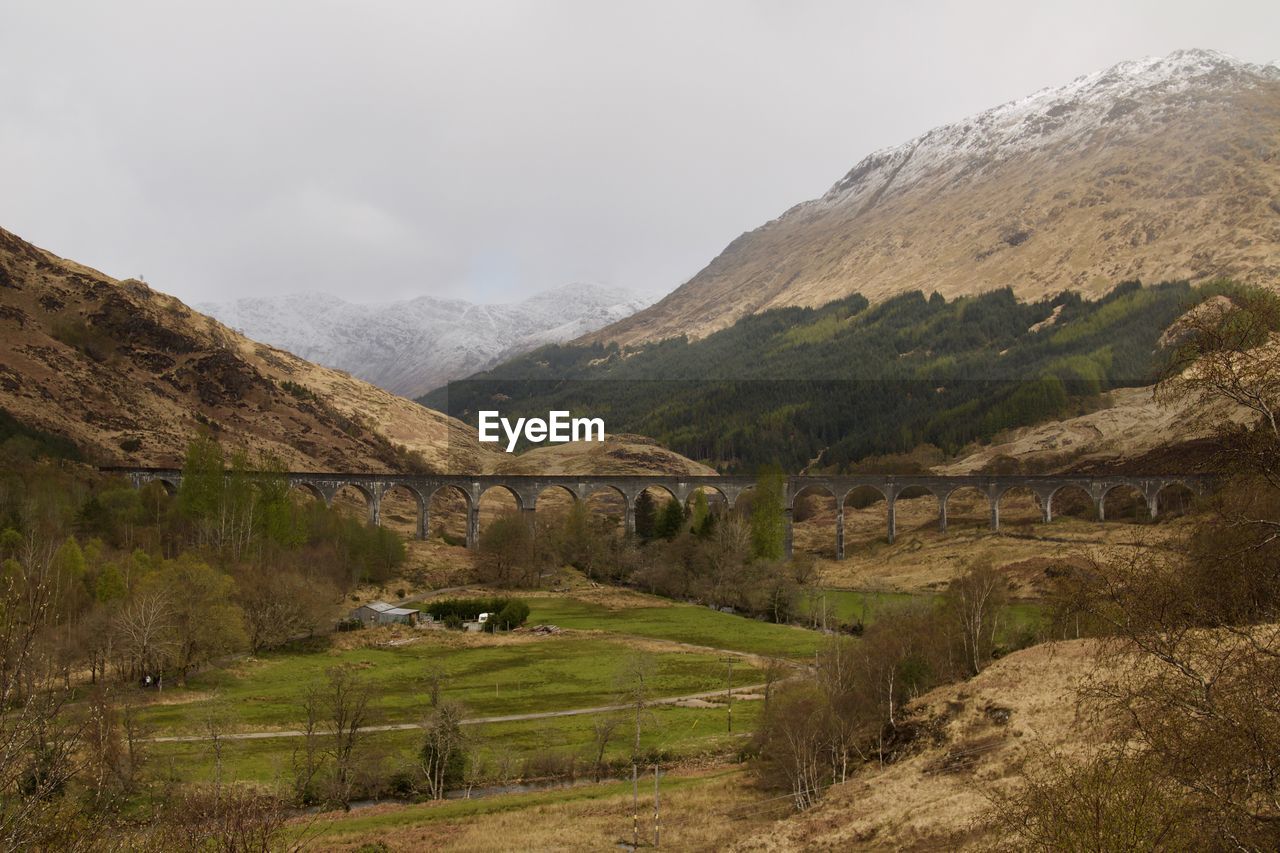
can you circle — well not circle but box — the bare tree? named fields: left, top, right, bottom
left=0, top=547, right=89, bottom=850
left=291, top=687, right=323, bottom=806
left=143, top=786, right=309, bottom=853
left=119, top=692, right=150, bottom=792
left=199, top=698, right=235, bottom=794
left=705, top=513, right=751, bottom=609
left=423, top=663, right=446, bottom=708
left=236, top=570, right=335, bottom=654
left=616, top=652, right=658, bottom=758
left=755, top=683, right=831, bottom=810
left=418, top=701, right=467, bottom=800
left=112, top=589, right=174, bottom=682
left=305, top=665, right=372, bottom=810
left=589, top=714, right=623, bottom=782
left=1157, top=290, right=1280, bottom=448
left=943, top=562, right=1008, bottom=676
left=476, top=511, right=541, bottom=588
left=82, top=686, right=124, bottom=809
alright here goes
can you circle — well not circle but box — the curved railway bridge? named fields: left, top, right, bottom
left=105, top=468, right=1214, bottom=560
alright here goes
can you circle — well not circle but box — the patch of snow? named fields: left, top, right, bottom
left=200, top=283, right=656, bottom=399
left=817, top=49, right=1279, bottom=212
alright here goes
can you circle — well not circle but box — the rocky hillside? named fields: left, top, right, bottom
left=587, top=49, right=1280, bottom=347
left=202, top=284, right=654, bottom=399
left=0, top=226, right=494, bottom=472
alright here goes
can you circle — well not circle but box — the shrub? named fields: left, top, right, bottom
left=279, top=380, right=318, bottom=402
left=483, top=599, right=530, bottom=632
left=426, top=597, right=521, bottom=622
left=51, top=318, right=113, bottom=363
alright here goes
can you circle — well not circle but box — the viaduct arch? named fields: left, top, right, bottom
left=106, top=468, right=1214, bottom=560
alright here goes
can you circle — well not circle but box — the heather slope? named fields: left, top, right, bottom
left=0, top=226, right=493, bottom=472
left=586, top=49, right=1280, bottom=347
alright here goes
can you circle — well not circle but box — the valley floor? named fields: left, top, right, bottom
left=293, top=638, right=1106, bottom=851
left=123, top=507, right=1153, bottom=849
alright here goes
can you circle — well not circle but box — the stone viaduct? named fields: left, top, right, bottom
left=107, top=467, right=1213, bottom=560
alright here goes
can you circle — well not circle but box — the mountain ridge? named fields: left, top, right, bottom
left=201, top=283, right=655, bottom=398
left=582, top=48, right=1280, bottom=347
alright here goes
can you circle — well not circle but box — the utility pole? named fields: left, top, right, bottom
left=719, top=656, right=736, bottom=733
left=653, top=763, right=661, bottom=848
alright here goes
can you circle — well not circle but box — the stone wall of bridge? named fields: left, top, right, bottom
left=108, top=468, right=1215, bottom=560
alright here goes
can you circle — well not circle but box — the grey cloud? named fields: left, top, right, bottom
left=1, top=0, right=1277, bottom=305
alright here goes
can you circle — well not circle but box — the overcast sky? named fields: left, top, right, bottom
left=1, top=1, right=1276, bottom=306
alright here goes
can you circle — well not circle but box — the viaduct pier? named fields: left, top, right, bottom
left=107, top=468, right=1213, bottom=560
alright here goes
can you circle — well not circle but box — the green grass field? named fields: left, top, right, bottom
left=795, top=589, right=924, bottom=627
left=524, top=597, right=822, bottom=659
left=797, top=588, right=1044, bottom=641
left=140, top=633, right=763, bottom=735
left=136, top=587, right=1041, bottom=790
left=148, top=696, right=762, bottom=787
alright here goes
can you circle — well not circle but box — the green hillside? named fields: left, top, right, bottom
left=421, top=281, right=1217, bottom=473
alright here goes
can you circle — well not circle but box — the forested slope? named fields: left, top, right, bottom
left=424, top=280, right=1220, bottom=473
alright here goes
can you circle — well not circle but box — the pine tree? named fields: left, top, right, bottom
left=634, top=490, right=657, bottom=540
left=656, top=497, right=686, bottom=540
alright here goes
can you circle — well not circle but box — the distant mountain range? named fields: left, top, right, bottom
left=584, top=49, right=1280, bottom=347
left=201, top=284, right=655, bottom=398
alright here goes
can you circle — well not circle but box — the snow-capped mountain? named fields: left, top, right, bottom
left=586, top=49, right=1280, bottom=347
left=201, top=284, right=654, bottom=398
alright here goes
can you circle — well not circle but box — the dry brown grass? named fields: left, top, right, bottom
left=306, top=768, right=777, bottom=852
left=939, top=384, right=1252, bottom=475
left=0, top=228, right=500, bottom=472
left=495, top=435, right=716, bottom=476
left=327, top=623, right=552, bottom=653
left=733, top=638, right=1109, bottom=851
left=793, top=491, right=1190, bottom=595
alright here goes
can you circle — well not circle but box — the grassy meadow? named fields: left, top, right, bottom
left=136, top=585, right=1036, bottom=790
left=523, top=595, right=823, bottom=658
left=796, top=588, right=1044, bottom=640
left=140, top=633, right=763, bottom=734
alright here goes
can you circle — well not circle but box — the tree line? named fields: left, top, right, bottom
left=0, top=429, right=409, bottom=847
left=424, top=279, right=1226, bottom=472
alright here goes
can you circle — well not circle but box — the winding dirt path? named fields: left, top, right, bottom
left=146, top=683, right=768, bottom=743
